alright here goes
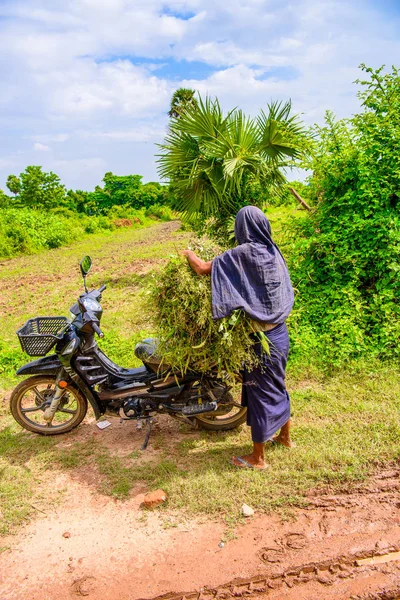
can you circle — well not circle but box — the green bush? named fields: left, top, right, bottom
left=107, top=205, right=150, bottom=225
left=82, top=215, right=114, bottom=234
left=0, top=208, right=113, bottom=259
left=144, top=204, right=174, bottom=221
left=281, top=65, right=400, bottom=368
left=0, top=339, right=22, bottom=376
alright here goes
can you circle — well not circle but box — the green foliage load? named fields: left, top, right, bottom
left=149, top=240, right=267, bottom=377
left=286, top=65, right=400, bottom=366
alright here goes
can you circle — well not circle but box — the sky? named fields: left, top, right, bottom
left=0, top=0, right=399, bottom=191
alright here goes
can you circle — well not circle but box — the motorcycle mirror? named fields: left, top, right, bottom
left=80, top=256, right=92, bottom=277
left=80, top=256, right=92, bottom=293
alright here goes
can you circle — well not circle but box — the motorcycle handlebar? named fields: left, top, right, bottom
left=92, top=322, right=104, bottom=338
left=98, top=284, right=107, bottom=293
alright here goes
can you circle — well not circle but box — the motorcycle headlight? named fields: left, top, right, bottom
left=82, top=298, right=101, bottom=312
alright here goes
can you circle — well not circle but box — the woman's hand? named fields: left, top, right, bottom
left=183, top=249, right=212, bottom=276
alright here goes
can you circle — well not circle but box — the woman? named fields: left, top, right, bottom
left=183, top=205, right=294, bottom=470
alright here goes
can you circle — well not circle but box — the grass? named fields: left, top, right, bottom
left=99, top=364, right=400, bottom=513
left=0, top=221, right=189, bottom=387
left=0, top=215, right=399, bottom=538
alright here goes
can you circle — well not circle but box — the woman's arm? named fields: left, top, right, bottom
left=183, top=250, right=212, bottom=276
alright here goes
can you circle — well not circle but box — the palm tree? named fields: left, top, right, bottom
left=168, top=88, right=198, bottom=119
left=158, top=96, right=307, bottom=224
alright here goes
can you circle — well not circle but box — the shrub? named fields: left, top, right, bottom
left=281, top=65, right=400, bottom=367
left=145, top=204, right=174, bottom=221
left=83, top=215, right=114, bottom=234
left=0, top=209, right=102, bottom=258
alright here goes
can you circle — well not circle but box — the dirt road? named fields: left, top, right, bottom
left=1, top=425, right=399, bottom=600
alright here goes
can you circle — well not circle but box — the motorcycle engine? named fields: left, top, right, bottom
left=120, top=397, right=158, bottom=419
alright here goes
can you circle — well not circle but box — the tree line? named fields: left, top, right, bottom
left=1, top=168, right=172, bottom=215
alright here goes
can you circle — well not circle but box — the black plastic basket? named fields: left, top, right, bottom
left=17, top=317, right=68, bottom=357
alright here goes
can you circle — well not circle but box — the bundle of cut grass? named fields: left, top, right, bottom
left=149, top=239, right=268, bottom=377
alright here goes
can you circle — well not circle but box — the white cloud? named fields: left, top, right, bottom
left=89, top=127, right=166, bottom=142
left=0, top=158, right=17, bottom=170
left=33, top=134, right=70, bottom=143
left=46, top=60, right=170, bottom=117
left=0, top=0, right=399, bottom=190
left=33, top=142, right=50, bottom=151
left=53, top=157, right=106, bottom=169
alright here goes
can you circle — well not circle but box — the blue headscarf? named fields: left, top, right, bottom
left=211, top=206, right=294, bottom=323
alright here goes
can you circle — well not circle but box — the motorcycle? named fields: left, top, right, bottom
left=10, top=256, right=246, bottom=445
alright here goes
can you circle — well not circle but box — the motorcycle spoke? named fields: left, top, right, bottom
left=57, top=408, right=77, bottom=415
left=33, top=387, right=48, bottom=404
left=21, top=406, right=44, bottom=413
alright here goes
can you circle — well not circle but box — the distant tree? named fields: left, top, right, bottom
left=102, top=172, right=143, bottom=207
left=86, top=172, right=143, bottom=213
left=88, top=173, right=171, bottom=213
left=90, top=185, right=112, bottom=214
left=168, top=88, right=198, bottom=119
left=0, top=188, right=10, bottom=208
left=6, top=166, right=66, bottom=209
left=139, top=182, right=170, bottom=208
left=6, top=175, right=21, bottom=196
left=66, top=189, right=93, bottom=213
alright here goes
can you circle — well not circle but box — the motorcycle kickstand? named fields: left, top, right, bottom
left=141, top=417, right=154, bottom=450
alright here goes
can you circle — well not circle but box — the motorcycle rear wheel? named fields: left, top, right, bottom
left=10, top=375, right=88, bottom=435
left=194, top=393, right=247, bottom=431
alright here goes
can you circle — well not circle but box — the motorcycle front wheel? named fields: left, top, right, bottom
left=10, top=375, right=88, bottom=435
left=194, top=393, right=247, bottom=431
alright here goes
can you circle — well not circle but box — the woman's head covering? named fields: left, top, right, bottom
left=234, top=205, right=273, bottom=246
left=211, top=206, right=294, bottom=323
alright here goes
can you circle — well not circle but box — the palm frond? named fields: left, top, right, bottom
left=156, top=93, right=308, bottom=221
left=257, top=100, right=306, bottom=160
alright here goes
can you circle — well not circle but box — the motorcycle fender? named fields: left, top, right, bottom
left=16, top=354, right=62, bottom=376
left=65, top=370, right=103, bottom=420
left=16, top=355, right=103, bottom=420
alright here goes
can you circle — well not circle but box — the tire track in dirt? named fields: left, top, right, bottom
left=142, top=466, right=400, bottom=600
left=144, top=546, right=400, bottom=600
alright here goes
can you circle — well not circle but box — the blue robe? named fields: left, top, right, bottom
left=242, top=323, right=291, bottom=443
left=211, top=206, right=293, bottom=442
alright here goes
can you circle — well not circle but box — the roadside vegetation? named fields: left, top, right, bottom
left=0, top=167, right=174, bottom=259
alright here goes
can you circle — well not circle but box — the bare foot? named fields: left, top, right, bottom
left=231, top=454, right=268, bottom=470
left=271, top=435, right=296, bottom=449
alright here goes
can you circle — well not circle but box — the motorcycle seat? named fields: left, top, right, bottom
left=109, top=366, right=152, bottom=387
left=134, top=338, right=161, bottom=364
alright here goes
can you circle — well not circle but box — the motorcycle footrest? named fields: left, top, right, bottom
left=182, top=402, right=217, bottom=415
